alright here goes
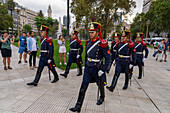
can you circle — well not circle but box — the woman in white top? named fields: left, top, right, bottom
left=58, top=35, right=66, bottom=65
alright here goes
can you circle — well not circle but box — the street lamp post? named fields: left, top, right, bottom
left=146, top=20, right=150, bottom=43
left=67, top=0, right=70, bottom=39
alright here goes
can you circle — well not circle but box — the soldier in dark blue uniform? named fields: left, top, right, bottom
left=106, top=32, right=120, bottom=74
left=106, top=30, right=136, bottom=92
left=69, top=22, right=110, bottom=112
left=130, top=31, right=149, bottom=79
left=27, top=24, right=59, bottom=86
left=60, top=29, right=83, bottom=78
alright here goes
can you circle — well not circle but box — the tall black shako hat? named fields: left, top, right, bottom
left=89, top=22, right=102, bottom=39
left=114, top=31, right=120, bottom=40
left=136, top=30, right=143, bottom=41
left=121, top=27, right=131, bottom=42
left=40, top=23, right=49, bottom=37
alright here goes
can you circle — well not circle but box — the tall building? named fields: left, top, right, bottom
left=63, top=15, right=71, bottom=27
left=0, top=0, right=7, bottom=4
left=142, top=0, right=156, bottom=13
left=47, top=5, right=52, bottom=18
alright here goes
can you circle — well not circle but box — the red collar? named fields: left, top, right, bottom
left=123, top=41, right=128, bottom=44
left=91, top=37, right=99, bottom=42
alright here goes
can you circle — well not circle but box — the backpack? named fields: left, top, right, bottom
left=0, top=37, right=10, bottom=50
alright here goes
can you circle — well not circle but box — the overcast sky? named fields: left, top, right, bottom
left=14, top=0, right=143, bottom=24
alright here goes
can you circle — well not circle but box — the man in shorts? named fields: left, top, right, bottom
left=18, top=32, right=27, bottom=64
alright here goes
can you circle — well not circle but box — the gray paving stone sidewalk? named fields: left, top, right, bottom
left=0, top=45, right=170, bottom=113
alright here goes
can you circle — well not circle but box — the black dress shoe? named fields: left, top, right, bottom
left=106, top=86, right=114, bottom=92
left=76, top=73, right=82, bottom=76
left=96, top=97, right=104, bottom=105
left=27, top=82, right=38, bottom=86
left=69, top=105, right=81, bottom=112
left=138, top=76, right=142, bottom=79
left=122, top=85, right=128, bottom=90
left=60, top=73, right=67, bottom=78
left=51, top=78, right=59, bottom=83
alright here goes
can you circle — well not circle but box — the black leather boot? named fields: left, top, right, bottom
left=51, top=68, right=59, bottom=83
left=122, top=73, right=129, bottom=90
left=69, top=85, right=88, bottom=112
left=27, top=68, right=43, bottom=86
left=60, top=65, right=70, bottom=78
left=106, top=61, right=113, bottom=74
left=96, top=85, right=105, bottom=105
left=106, top=73, right=120, bottom=92
left=138, top=66, right=142, bottom=79
left=76, top=64, right=82, bottom=76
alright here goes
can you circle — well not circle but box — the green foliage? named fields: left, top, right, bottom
left=0, top=2, right=13, bottom=33
left=14, top=40, right=86, bottom=70
left=71, top=0, right=136, bottom=39
left=130, top=13, right=146, bottom=40
left=38, top=10, right=44, bottom=18
left=23, top=24, right=32, bottom=33
left=146, top=0, right=170, bottom=35
left=131, top=0, right=170, bottom=38
left=34, top=14, right=58, bottom=37
left=7, top=0, right=15, bottom=11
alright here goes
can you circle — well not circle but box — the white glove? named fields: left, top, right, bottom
left=113, top=60, right=115, bottom=65
left=98, top=70, right=104, bottom=77
left=48, top=60, right=52, bottom=64
left=77, top=55, right=80, bottom=59
left=129, top=64, right=133, bottom=69
left=142, top=58, right=146, bottom=62
left=67, top=52, right=69, bottom=56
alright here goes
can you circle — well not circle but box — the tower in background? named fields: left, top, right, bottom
left=47, top=4, right=52, bottom=18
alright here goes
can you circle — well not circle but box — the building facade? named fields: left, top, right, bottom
left=63, top=15, right=70, bottom=27
left=142, top=0, right=156, bottom=13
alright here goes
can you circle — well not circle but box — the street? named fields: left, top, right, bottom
left=0, top=45, right=170, bottom=113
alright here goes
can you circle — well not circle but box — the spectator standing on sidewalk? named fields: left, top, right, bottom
left=0, top=31, right=15, bottom=70
left=156, top=40, right=165, bottom=62
left=163, top=38, right=169, bottom=62
left=58, top=35, right=66, bottom=65
left=153, top=40, right=159, bottom=52
left=18, top=32, right=27, bottom=64
left=27, top=31, right=39, bottom=70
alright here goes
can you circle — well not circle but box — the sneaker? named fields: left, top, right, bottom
left=30, top=66, right=34, bottom=70
left=156, top=58, right=158, bottom=61
left=25, top=60, right=28, bottom=63
left=160, top=60, right=163, bottom=62
left=64, top=63, right=67, bottom=65
left=23, top=62, right=27, bottom=65
left=33, top=65, right=38, bottom=68
left=18, top=60, right=21, bottom=64
left=8, top=66, right=12, bottom=70
left=164, top=60, right=167, bottom=62
left=59, top=62, right=62, bottom=65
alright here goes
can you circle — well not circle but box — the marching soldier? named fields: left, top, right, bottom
left=106, top=29, right=136, bottom=92
left=130, top=31, right=149, bottom=79
left=27, top=24, right=59, bottom=86
left=69, top=22, right=110, bottom=112
left=106, top=32, right=120, bottom=74
left=60, top=29, right=83, bottom=78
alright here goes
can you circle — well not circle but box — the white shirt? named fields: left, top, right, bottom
left=31, top=38, right=37, bottom=51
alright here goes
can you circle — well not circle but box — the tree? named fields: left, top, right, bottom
left=0, top=2, right=13, bottom=33
left=23, top=24, right=32, bottom=33
left=34, top=16, right=44, bottom=34
left=38, top=10, right=44, bottom=18
left=71, top=0, right=136, bottom=39
left=7, top=0, right=15, bottom=33
left=146, top=0, right=170, bottom=36
left=130, top=13, right=147, bottom=40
